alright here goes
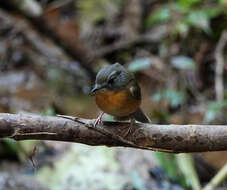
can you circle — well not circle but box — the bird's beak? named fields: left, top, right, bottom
left=90, top=84, right=103, bottom=95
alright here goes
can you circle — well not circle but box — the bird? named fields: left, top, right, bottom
left=90, top=63, right=150, bottom=131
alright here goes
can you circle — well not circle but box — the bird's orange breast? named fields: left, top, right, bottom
left=95, top=89, right=141, bottom=117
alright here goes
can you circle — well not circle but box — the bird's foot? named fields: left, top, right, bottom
left=122, top=118, right=135, bottom=138
left=94, top=112, right=104, bottom=127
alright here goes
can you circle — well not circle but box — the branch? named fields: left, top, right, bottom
left=0, top=113, right=227, bottom=153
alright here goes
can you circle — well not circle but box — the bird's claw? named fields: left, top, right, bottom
left=122, top=118, right=135, bottom=138
left=94, top=112, right=104, bottom=127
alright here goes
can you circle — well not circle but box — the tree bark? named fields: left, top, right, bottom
left=0, top=113, right=227, bottom=153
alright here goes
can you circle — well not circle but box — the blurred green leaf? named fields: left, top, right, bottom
left=187, top=11, right=211, bottom=33
left=204, top=7, right=223, bottom=18
left=186, top=8, right=222, bottom=33
left=41, top=107, right=56, bottom=116
left=176, top=154, right=201, bottom=190
left=208, top=101, right=227, bottom=110
left=155, top=153, right=188, bottom=188
left=128, top=58, right=153, bottom=72
left=175, top=22, right=190, bottom=36
left=175, top=0, right=201, bottom=14
left=204, top=110, right=217, bottom=123
left=177, top=0, right=200, bottom=9
left=171, top=56, right=195, bottom=70
left=204, top=101, right=227, bottom=123
left=146, top=7, right=170, bottom=26
left=219, top=0, right=226, bottom=4
left=146, top=1, right=223, bottom=36
left=223, top=90, right=227, bottom=99
left=155, top=153, right=179, bottom=181
left=78, top=0, right=120, bottom=23
left=0, top=139, right=18, bottom=160
left=152, top=90, right=185, bottom=108
left=2, top=138, right=18, bottom=153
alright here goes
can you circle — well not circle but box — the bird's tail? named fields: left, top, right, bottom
left=132, top=108, right=151, bottom=123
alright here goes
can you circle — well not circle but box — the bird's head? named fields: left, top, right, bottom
left=90, top=63, right=133, bottom=94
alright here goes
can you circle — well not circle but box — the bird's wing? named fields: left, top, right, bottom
left=129, top=81, right=151, bottom=123
left=129, top=81, right=141, bottom=100
left=132, top=108, right=151, bottom=123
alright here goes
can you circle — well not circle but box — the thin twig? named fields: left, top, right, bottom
left=215, top=31, right=227, bottom=102
left=203, top=163, right=227, bottom=190
left=8, top=0, right=43, bottom=17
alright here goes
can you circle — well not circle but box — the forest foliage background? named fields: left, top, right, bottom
left=0, top=0, right=227, bottom=190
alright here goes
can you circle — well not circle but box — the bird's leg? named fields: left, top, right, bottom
left=94, top=112, right=104, bottom=127
left=130, top=118, right=135, bottom=128
left=123, top=118, right=135, bottom=138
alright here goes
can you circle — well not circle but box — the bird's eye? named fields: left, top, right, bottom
left=108, top=78, right=114, bottom=84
